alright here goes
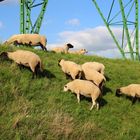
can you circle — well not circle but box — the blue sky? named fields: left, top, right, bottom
left=0, top=0, right=139, bottom=58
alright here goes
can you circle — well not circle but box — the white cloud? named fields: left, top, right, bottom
left=88, top=48, right=122, bottom=58
left=65, top=18, right=80, bottom=26
left=58, top=26, right=123, bottom=51
left=0, top=0, right=19, bottom=5
left=48, top=26, right=140, bottom=58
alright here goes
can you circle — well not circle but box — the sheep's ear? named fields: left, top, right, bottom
left=67, top=43, right=74, bottom=48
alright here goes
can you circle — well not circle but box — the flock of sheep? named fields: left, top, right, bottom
left=1, top=33, right=140, bottom=110
left=4, top=34, right=88, bottom=55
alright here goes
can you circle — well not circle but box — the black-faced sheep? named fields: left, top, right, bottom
left=0, top=50, right=43, bottom=78
left=4, top=34, right=47, bottom=51
left=82, top=62, right=105, bottom=75
left=68, top=48, right=88, bottom=55
left=64, top=79, right=102, bottom=110
left=51, top=43, right=74, bottom=54
left=116, top=84, right=140, bottom=104
left=58, top=59, right=82, bottom=80
left=81, top=65, right=106, bottom=90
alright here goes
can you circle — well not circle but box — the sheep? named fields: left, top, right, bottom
left=4, top=34, right=47, bottom=51
left=64, top=79, right=102, bottom=110
left=51, top=43, right=74, bottom=54
left=116, top=84, right=140, bottom=104
left=0, top=50, right=43, bottom=78
left=68, top=48, right=88, bottom=55
left=58, top=59, right=82, bottom=80
left=82, top=62, right=105, bottom=75
left=81, top=65, right=106, bottom=90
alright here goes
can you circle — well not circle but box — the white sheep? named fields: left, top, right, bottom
left=116, top=84, right=140, bottom=104
left=4, top=34, right=47, bottom=51
left=64, top=79, right=102, bottom=110
left=0, top=50, right=43, bottom=78
left=51, top=43, right=74, bottom=54
left=82, top=62, right=105, bottom=75
left=58, top=59, right=82, bottom=79
left=68, top=48, right=88, bottom=55
left=81, top=65, right=106, bottom=90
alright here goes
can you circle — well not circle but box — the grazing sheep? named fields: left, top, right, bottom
left=82, top=62, right=105, bottom=75
left=81, top=65, right=106, bottom=90
left=0, top=50, right=43, bottom=78
left=64, top=79, right=102, bottom=110
left=4, top=34, right=47, bottom=51
left=68, top=48, right=88, bottom=55
left=51, top=43, right=74, bottom=54
left=116, top=84, right=140, bottom=104
left=58, top=59, right=82, bottom=79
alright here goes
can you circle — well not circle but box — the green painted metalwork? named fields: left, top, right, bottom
left=135, top=0, right=139, bottom=60
left=92, top=0, right=126, bottom=59
left=31, top=1, right=48, bottom=33
left=119, top=0, right=134, bottom=60
left=20, top=0, right=25, bottom=34
left=92, top=0, right=139, bottom=60
left=20, top=0, right=48, bottom=34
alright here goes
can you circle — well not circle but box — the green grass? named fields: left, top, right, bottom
left=0, top=45, right=140, bottom=140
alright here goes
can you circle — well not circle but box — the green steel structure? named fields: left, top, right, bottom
left=20, top=0, right=48, bottom=34
left=92, top=0, right=139, bottom=60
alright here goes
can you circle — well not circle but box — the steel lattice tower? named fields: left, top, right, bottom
left=20, top=0, right=48, bottom=34
left=92, top=0, right=139, bottom=60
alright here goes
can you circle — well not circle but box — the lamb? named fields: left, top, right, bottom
left=116, top=84, right=140, bottom=104
left=64, top=79, right=102, bottom=110
left=82, top=62, right=105, bottom=75
left=68, top=48, right=88, bottom=55
left=0, top=50, right=43, bottom=78
left=4, top=34, right=47, bottom=51
left=58, top=59, right=82, bottom=79
left=81, top=65, right=106, bottom=90
left=51, top=43, right=74, bottom=54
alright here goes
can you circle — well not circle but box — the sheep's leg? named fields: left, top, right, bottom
left=90, top=98, right=96, bottom=110
left=132, top=96, right=137, bottom=105
left=30, top=64, right=36, bottom=79
left=76, top=92, right=80, bottom=103
left=40, top=43, right=47, bottom=51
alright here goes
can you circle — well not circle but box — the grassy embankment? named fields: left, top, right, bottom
left=0, top=45, right=140, bottom=140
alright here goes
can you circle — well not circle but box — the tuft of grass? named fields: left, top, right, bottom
left=0, top=45, right=140, bottom=139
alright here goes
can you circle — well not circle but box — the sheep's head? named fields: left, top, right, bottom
left=115, top=88, right=121, bottom=97
left=0, top=52, right=9, bottom=60
left=66, top=43, right=74, bottom=49
left=80, top=49, right=88, bottom=54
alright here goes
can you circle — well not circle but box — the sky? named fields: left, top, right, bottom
left=0, top=0, right=139, bottom=58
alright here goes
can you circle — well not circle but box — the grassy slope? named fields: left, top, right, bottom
left=0, top=45, right=140, bottom=140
